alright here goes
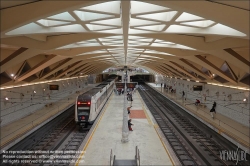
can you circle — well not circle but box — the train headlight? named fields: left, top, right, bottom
left=87, top=102, right=91, bottom=105
left=81, top=116, right=85, bottom=120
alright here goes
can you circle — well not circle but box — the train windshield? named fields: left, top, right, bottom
left=77, top=107, right=90, bottom=116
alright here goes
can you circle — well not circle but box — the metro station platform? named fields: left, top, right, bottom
left=0, top=84, right=97, bottom=151
left=147, top=83, right=250, bottom=153
left=75, top=91, right=177, bottom=165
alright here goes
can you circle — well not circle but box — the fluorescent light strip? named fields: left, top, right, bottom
left=206, top=82, right=249, bottom=90
left=0, top=75, right=88, bottom=90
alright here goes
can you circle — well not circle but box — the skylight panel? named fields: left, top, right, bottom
left=128, top=43, right=150, bottom=46
left=176, top=12, right=205, bottom=22
left=91, top=18, right=121, bottom=26
left=180, top=20, right=215, bottom=28
left=128, top=36, right=147, bottom=40
left=130, top=18, right=159, bottom=26
left=86, top=24, right=117, bottom=31
left=48, top=12, right=76, bottom=21
left=76, top=50, right=107, bottom=56
left=37, top=19, right=70, bottom=27
left=131, top=1, right=169, bottom=14
left=74, top=11, right=113, bottom=21
left=104, top=36, right=123, bottom=40
left=129, top=38, right=153, bottom=42
left=154, top=39, right=175, bottom=44
left=144, top=50, right=174, bottom=56
left=136, top=11, right=178, bottom=22
left=140, top=55, right=163, bottom=59
left=77, top=39, right=98, bottom=44
left=81, top=1, right=120, bottom=14
left=135, top=24, right=165, bottom=32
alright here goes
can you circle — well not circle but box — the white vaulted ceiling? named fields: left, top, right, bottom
left=0, top=1, right=249, bottom=88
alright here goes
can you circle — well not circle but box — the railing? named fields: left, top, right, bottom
left=110, top=149, right=113, bottom=166
left=135, top=146, right=140, bottom=166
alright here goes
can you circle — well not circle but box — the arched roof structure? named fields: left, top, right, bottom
left=1, top=1, right=249, bottom=89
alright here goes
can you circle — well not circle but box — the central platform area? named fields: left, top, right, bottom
left=76, top=92, right=175, bottom=165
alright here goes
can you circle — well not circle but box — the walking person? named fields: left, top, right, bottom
left=210, top=107, right=216, bottom=119
left=128, top=119, right=134, bottom=131
left=210, top=102, right=217, bottom=118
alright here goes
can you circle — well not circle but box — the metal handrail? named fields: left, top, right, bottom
left=110, top=149, right=112, bottom=166
left=135, top=146, right=140, bottom=166
left=113, top=155, right=116, bottom=166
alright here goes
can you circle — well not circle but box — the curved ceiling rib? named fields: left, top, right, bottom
left=0, top=0, right=249, bottom=88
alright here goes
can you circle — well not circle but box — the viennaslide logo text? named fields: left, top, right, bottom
left=220, top=146, right=248, bottom=165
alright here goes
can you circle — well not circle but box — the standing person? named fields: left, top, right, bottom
left=210, top=107, right=216, bottom=119
left=213, top=101, right=216, bottom=108
left=127, top=106, right=132, bottom=114
left=128, top=119, right=133, bottom=131
left=161, top=83, right=162, bottom=88
left=182, top=91, right=185, bottom=98
left=210, top=102, right=217, bottom=118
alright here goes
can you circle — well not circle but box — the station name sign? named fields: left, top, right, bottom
left=49, top=85, right=59, bottom=90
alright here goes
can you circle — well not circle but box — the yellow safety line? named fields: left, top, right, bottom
left=137, top=88, right=174, bottom=165
left=154, top=124, right=175, bottom=166
left=75, top=93, right=113, bottom=166
left=137, top=92, right=153, bottom=126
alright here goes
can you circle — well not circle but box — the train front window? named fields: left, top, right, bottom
left=78, top=109, right=89, bottom=116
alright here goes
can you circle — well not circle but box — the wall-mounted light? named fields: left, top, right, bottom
left=10, top=74, right=14, bottom=77
left=43, top=88, right=46, bottom=91
left=5, top=97, right=9, bottom=101
left=33, top=90, right=36, bottom=94
left=196, top=80, right=199, bottom=82
left=187, top=79, right=190, bottom=81
left=243, top=97, right=248, bottom=106
left=212, top=74, right=215, bottom=77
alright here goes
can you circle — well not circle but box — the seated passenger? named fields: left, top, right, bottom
left=195, top=99, right=200, bottom=106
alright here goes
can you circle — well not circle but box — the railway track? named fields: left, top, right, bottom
left=138, top=84, right=249, bottom=166
left=1, top=106, right=89, bottom=166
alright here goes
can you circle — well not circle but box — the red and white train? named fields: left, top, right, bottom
left=75, top=79, right=115, bottom=126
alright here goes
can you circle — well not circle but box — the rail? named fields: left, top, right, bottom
left=0, top=87, right=92, bottom=149
left=150, top=84, right=250, bottom=147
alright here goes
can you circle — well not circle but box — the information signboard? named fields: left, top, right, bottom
left=126, top=83, right=137, bottom=88
left=115, top=83, right=125, bottom=88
